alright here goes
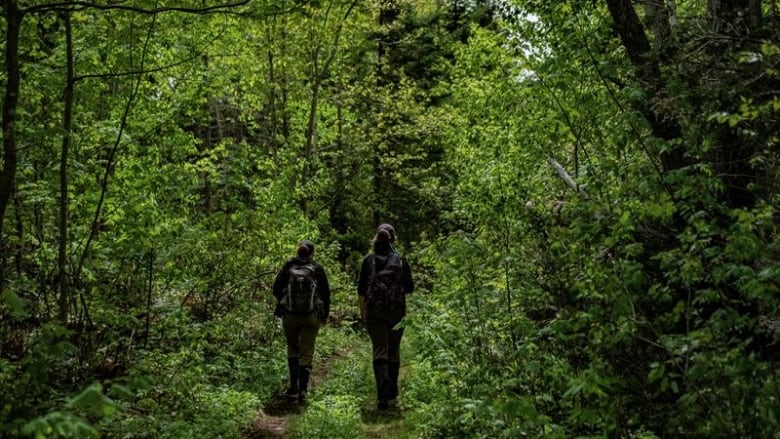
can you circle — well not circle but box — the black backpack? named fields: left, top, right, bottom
left=366, top=251, right=405, bottom=311
left=283, top=263, right=318, bottom=313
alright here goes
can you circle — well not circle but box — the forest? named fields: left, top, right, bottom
left=1, top=0, right=779, bottom=437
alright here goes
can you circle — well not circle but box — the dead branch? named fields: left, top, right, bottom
left=547, top=155, right=590, bottom=199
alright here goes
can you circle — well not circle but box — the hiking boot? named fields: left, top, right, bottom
left=388, top=361, right=400, bottom=400
left=285, top=358, right=299, bottom=396
left=298, top=365, right=311, bottom=403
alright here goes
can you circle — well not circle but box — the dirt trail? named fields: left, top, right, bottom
left=247, top=395, right=296, bottom=438
left=247, top=349, right=348, bottom=438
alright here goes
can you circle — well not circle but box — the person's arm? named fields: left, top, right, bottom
left=357, top=255, right=371, bottom=296
left=272, top=260, right=292, bottom=300
left=358, top=296, right=366, bottom=321
left=357, top=255, right=372, bottom=320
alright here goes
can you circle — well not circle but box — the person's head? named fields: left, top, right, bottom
left=373, top=223, right=396, bottom=243
left=297, top=239, right=315, bottom=258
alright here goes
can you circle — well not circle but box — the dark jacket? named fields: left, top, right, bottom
left=273, top=256, right=331, bottom=320
left=358, top=242, right=414, bottom=305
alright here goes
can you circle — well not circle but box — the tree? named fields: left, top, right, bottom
left=606, top=0, right=779, bottom=208
left=1, top=0, right=251, bottom=317
left=0, top=0, right=23, bottom=291
left=402, top=1, right=780, bottom=436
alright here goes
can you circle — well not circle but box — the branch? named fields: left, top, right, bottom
left=547, top=155, right=590, bottom=199
left=24, top=0, right=251, bottom=16
left=74, top=24, right=228, bottom=82
left=320, top=0, right=360, bottom=75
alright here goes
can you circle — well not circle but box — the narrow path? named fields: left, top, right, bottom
left=244, top=318, right=414, bottom=439
left=247, top=395, right=296, bottom=438
left=245, top=317, right=361, bottom=439
left=247, top=347, right=349, bottom=438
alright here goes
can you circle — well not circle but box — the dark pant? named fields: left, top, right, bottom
left=282, top=312, right=321, bottom=367
left=365, top=309, right=404, bottom=362
left=366, top=308, right=404, bottom=405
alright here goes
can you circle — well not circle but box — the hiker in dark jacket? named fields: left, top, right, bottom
left=358, top=224, right=414, bottom=409
left=273, top=239, right=331, bottom=403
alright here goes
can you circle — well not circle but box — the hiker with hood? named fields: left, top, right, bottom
left=358, top=224, right=415, bottom=409
left=273, top=239, right=331, bottom=403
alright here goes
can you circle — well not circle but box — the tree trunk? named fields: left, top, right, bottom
left=13, top=183, right=23, bottom=274
left=264, top=7, right=291, bottom=176
left=0, top=1, right=23, bottom=288
left=265, top=41, right=280, bottom=172
left=604, top=0, right=686, bottom=171
left=373, top=0, right=401, bottom=226
left=331, top=104, right=349, bottom=266
left=58, top=11, right=75, bottom=324
left=707, top=0, right=764, bottom=208
left=302, top=70, right=320, bottom=215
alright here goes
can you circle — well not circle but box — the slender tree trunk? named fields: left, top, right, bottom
left=331, top=104, right=350, bottom=266
left=373, top=0, right=400, bottom=225
left=604, top=0, right=686, bottom=171
left=264, top=5, right=290, bottom=175
left=301, top=0, right=357, bottom=217
left=58, top=11, right=75, bottom=324
left=302, top=74, right=320, bottom=215
left=0, top=1, right=23, bottom=289
left=301, top=10, right=321, bottom=215
left=707, top=0, right=763, bottom=208
left=13, top=184, right=23, bottom=274
left=265, top=41, right=279, bottom=170
left=273, top=9, right=294, bottom=190
left=204, top=101, right=213, bottom=215
left=144, top=248, right=153, bottom=348
left=280, top=36, right=290, bottom=149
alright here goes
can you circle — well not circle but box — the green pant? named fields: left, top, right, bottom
left=282, top=312, right=321, bottom=367
left=365, top=308, right=404, bottom=362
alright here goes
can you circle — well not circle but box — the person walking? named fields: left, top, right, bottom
left=273, top=239, right=331, bottom=403
left=358, top=224, right=414, bottom=409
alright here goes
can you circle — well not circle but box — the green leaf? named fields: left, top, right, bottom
left=68, top=384, right=117, bottom=418
left=1, top=289, right=28, bottom=318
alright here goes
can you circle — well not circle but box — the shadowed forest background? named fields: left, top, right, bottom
left=1, top=0, right=779, bottom=437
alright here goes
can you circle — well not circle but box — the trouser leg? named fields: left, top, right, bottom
left=282, top=316, right=301, bottom=396
left=297, top=313, right=320, bottom=402
left=387, top=361, right=400, bottom=400
left=366, top=316, right=390, bottom=361
left=298, top=365, right=311, bottom=403
left=366, top=316, right=390, bottom=409
left=282, top=315, right=301, bottom=360
left=372, top=359, right=390, bottom=409
left=387, top=326, right=403, bottom=400
left=286, top=357, right=299, bottom=395
left=298, top=313, right=321, bottom=367
left=388, top=326, right=403, bottom=362
left=366, top=311, right=404, bottom=409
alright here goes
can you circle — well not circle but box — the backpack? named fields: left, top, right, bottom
left=366, top=251, right=405, bottom=312
left=282, top=263, right=318, bottom=313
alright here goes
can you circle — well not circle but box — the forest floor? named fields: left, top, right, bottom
left=245, top=318, right=411, bottom=439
